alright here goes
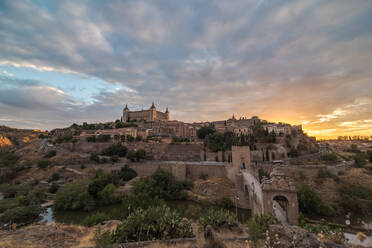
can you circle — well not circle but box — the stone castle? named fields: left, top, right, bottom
left=122, top=102, right=169, bottom=122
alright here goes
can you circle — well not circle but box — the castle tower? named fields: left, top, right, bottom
left=150, top=102, right=156, bottom=121
left=165, top=107, right=170, bottom=121
left=122, top=104, right=130, bottom=122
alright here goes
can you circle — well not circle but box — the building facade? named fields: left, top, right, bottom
left=122, top=102, right=170, bottom=122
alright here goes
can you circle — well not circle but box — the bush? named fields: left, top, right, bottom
left=49, top=183, right=59, bottom=194
left=37, top=159, right=52, bottom=168
left=115, top=122, right=138, bottom=128
left=198, top=208, right=236, bottom=230
left=127, top=149, right=146, bottom=162
left=55, top=179, right=95, bottom=211
left=90, top=153, right=100, bottom=163
left=86, top=135, right=111, bottom=142
left=215, top=197, right=234, bottom=209
left=55, top=135, right=73, bottom=144
left=101, top=143, right=128, bottom=157
left=199, top=173, right=208, bottom=180
left=368, top=150, right=372, bottom=163
left=197, top=126, right=216, bottom=139
left=110, top=155, right=119, bottom=163
left=94, top=228, right=112, bottom=248
left=321, top=153, right=338, bottom=162
left=126, top=135, right=135, bottom=142
left=82, top=212, right=110, bottom=227
left=44, top=150, right=57, bottom=158
left=247, top=214, right=278, bottom=246
left=338, top=183, right=372, bottom=215
left=134, top=168, right=189, bottom=200
left=0, top=205, right=44, bottom=224
left=48, top=173, right=60, bottom=182
left=120, top=192, right=165, bottom=219
left=0, top=151, right=19, bottom=167
left=20, top=188, right=45, bottom=206
left=297, top=184, right=334, bottom=217
left=117, top=165, right=137, bottom=181
left=353, top=153, right=367, bottom=167
left=98, top=184, right=117, bottom=204
left=112, top=205, right=194, bottom=243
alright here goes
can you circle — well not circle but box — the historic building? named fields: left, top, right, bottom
left=122, top=102, right=170, bottom=122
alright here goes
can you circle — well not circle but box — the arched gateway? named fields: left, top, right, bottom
left=261, top=169, right=299, bottom=225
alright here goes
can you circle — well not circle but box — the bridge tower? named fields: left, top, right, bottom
left=261, top=169, right=299, bottom=225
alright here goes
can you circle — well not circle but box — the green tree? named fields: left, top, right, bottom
left=197, top=126, right=216, bottom=139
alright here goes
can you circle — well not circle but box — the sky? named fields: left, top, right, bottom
left=0, top=0, right=372, bottom=139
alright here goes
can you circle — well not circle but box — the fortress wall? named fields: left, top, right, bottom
left=185, top=163, right=227, bottom=180
left=127, top=161, right=227, bottom=181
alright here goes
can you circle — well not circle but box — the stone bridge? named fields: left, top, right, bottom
left=229, top=146, right=299, bottom=225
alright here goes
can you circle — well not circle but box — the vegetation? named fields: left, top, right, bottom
left=199, top=173, right=208, bottom=180
left=86, top=134, right=111, bottom=143
left=246, top=214, right=278, bottom=247
left=55, top=179, right=96, bottom=211
left=258, top=168, right=270, bottom=183
left=101, top=143, right=128, bottom=157
left=197, top=126, right=216, bottom=139
left=120, top=192, right=165, bottom=219
left=321, top=153, right=338, bottom=162
left=297, top=184, right=334, bottom=217
left=82, top=212, right=110, bottom=227
left=134, top=168, right=192, bottom=200
left=48, top=183, right=59, bottom=193
left=37, top=159, right=52, bottom=168
left=0, top=151, right=19, bottom=167
left=353, top=152, right=367, bottom=167
left=338, top=183, right=372, bottom=216
left=54, top=135, right=73, bottom=144
left=214, top=197, right=234, bottom=209
left=44, top=150, right=57, bottom=158
left=112, top=205, right=194, bottom=243
left=115, top=122, right=138, bottom=128
left=126, top=149, right=146, bottom=162
left=0, top=205, right=44, bottom=224
left=198, top=208, right=236, bottom=230
left=172, top=137, right=190, bottom=143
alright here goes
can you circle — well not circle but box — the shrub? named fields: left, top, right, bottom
left=198, top=208, right=236, bottom=230
left=48, top=173, right=60, bottom=182
left=197, top=126, right=216, bottom=139
left=117, top=165, right=137, bottom=181
left=110, top=155, right=119, bottom=163
left=247, top=214, right=278, bottom=246
left=49, top=183, right=59, bottom=194
left=98, top=184, right=117, bottom=204
left=353, top=153, right=367, bottom=167
left=215, top=197, right=234, bottom=209
left=368, top=150, right=372, bottom=163
left=90, top=153, right=100, bottom=163
left=44, top=150, right=57, bottom=158
left=297, top=184, right=334, bottom=217
left=20, top=188, right=45, bottom=206
left=126, top=135, right=135, bottom=142
left=115, top=122, right=138, bottom=128
left=112, top=205, right=194, bottom=243
left=94, top=228, right=112, bottom=248
left=338, top=183, right=372, bottom=215
left=37, top=159, right=52, bottom=168
left=134, top=168, right=189, bottom=200
left=55, top=135, right=73, bottom=144
left=54, top=179, right=95, bottom=211
left=82, top=212, right=110, bottom=227
left=0, top=205, right=44, bottom=224
left=199, top=173, right=208, bottom=180
left=321, top=153, right=338, bottom=162
left=101, top=143, right=128, bottom=157
left=127, top=149, right=146, bottom=162
left=120, top=192, right=165, bottom=219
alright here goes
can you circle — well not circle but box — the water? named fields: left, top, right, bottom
left=40, top=200, right=251, bottom=225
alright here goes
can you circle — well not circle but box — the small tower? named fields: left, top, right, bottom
left=165, top=107, right=170, bottom=121
left=150, top=102, right=157, bottom=121
left=122, top=104, right=130, bottom=122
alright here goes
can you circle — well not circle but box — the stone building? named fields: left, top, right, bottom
left=122, top=102, right=170, bottom=122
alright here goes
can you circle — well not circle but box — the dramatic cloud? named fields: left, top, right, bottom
left=0, top=0, right=371, bottom=138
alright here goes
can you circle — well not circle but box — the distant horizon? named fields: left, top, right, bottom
left=1, top=1, right=371, bottom=139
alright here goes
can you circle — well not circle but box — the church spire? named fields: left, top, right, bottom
left=124, top=104, right=129, bottom=110
left=150, top=101, right=156, bottom=109
left=165, top=107, right=169, bottom=113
